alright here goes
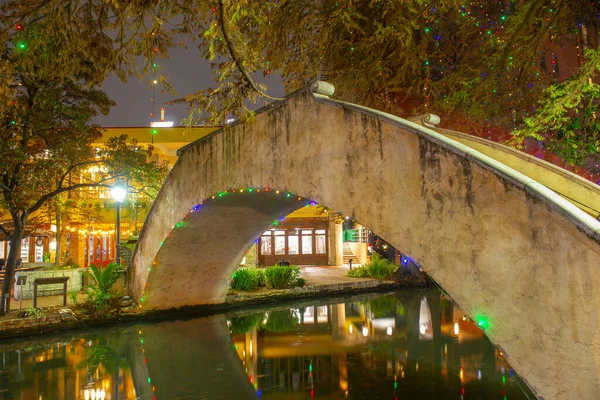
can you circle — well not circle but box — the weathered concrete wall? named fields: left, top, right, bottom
left=436, top=127, right=600, bottom=218
left=132, top=315, right=258, bottom=399
left=131, top=88, right=600, bottom=399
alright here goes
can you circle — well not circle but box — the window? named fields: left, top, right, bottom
left=275, top=236, right=286, bottom=255
left=288, top=235, right=299, bottom=255
left=88, top=236, right=94, bottom=263
left=102, top=236, right=108, bottom=261
left=20, top=238, right=29, bottom=263
left=261, top=236, right=272, bottom=255
left=302, top=235, right=313, bottom=254
left=316, top=235, right=326, bottom=254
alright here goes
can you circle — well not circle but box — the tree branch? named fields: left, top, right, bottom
left=218, top=0, right=283, bottom=101
left=0, top=223, right=11, bottom=241
left=57, top=160, right=103, bottom=189
left=28, top=178, right=118, bottom=215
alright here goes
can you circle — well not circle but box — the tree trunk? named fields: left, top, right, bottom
left=0, top=226, right=24, bottom=315
left=55, top=200, right=61, bottom=266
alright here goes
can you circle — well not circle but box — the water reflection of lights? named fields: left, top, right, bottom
left=459, top=367, right=464, bottom=382
left=419, top=324, right=427, bottom=335
left=386, top=326, right=393, bottom=335
left=454, top=322, right=460, bottom=336
left=83, top=388, right=106, bottom=400
left=349, top=324, right=353, bottom=334
left=362, top=327, right=368, bottom=337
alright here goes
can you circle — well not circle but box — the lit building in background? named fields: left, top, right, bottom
left=0, top=125, right=217, bottom=269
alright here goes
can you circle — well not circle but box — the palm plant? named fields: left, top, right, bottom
left=84, top=263, right=125, bottom=293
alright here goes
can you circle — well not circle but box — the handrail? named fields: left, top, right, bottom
left=312, top=92, right=600, bottom=243
left=434, top=127, right=600, bottom=219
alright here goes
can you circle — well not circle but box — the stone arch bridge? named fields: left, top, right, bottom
left=131, top=84, right=600, bottom=399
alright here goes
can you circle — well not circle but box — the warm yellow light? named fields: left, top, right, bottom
left=454, top=322, right=460, bottom=336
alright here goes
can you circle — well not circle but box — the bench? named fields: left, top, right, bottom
left=33, top=277, right=69, bottom=308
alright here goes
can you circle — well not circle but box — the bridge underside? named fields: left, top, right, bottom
left=131, top=88, right=600, bottom=399
left=143, top=192, right=303, bottom=307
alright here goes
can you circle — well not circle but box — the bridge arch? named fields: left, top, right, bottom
left=132, top=87, right=600, bottom=399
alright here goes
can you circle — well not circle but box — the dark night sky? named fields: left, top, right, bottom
left=97, top=44, right=285, bottom=127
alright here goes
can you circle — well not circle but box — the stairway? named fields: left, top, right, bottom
left=119, top=245, right=134, bottom=266
left=342, top=242, right=355, bottom=265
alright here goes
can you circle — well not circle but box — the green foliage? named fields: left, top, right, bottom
left=255, top=268, right=266, bottom=287
left=513, top=48, right=600, bottom=170
left=264, top=265, right=302, bottom=289
left=82, top=263, right=125, bottom=315
left=346, top=266, right=370, bottom=278
left=84, top=263, right=125, bottom=294
left=264, top=309, right=299, bottom=333
left=68, top=291, right=78, bottom=305
left=23, top=307, right=43, bottom=318
left=346, top=254, right=397, bottom=280
left=42, top=252, right=51, bottom=263
left=229, top=312, right=265, bottom=334
left=230, top=267, right=265, bottom=292
left=367, top=253, right=397, bottom=280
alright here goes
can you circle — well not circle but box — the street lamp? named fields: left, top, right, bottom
left=111, top=179, right=127, bottom=265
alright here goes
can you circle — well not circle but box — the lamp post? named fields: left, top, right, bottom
left=111, top=179, right=127, bottom=265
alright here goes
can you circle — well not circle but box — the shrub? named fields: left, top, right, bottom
left=84, top=263, right=125, bottom=293
left=255, top=268, right=266, bottom=287
left=367, top=253, right=397, bottom=280
left=346, top=266, right=370, bottom=278
left=264, top=265, right=301, bottom=289
left=82, top=263, right=125, bottom=315
left=230, top=267, right=265, bottom=291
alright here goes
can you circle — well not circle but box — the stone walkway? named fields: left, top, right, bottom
left=300, top=265, right=374, bottom=286
left=9, top=265, right=372, bottom=311
left=0, top=266, right=404, bottom=340
left=9, top=292, right=87, bottom=311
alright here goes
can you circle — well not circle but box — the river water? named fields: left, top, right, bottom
left=0, top=289, right=533, bottom=399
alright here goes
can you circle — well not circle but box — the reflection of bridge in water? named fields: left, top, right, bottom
left=230, top=291, right=530, bottom=399
left=0, top=291, right=531, bottom=399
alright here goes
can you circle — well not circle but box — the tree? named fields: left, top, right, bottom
left=3, top=1, right=597, bottom=125
left=0, top=20, right=168, bottom=314
left=513, top=48, right=600, bottom=172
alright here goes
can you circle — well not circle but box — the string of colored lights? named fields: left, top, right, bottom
left=138, top=188, right=332, bottom=306
left=137, top=328, right=157, bottom=400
